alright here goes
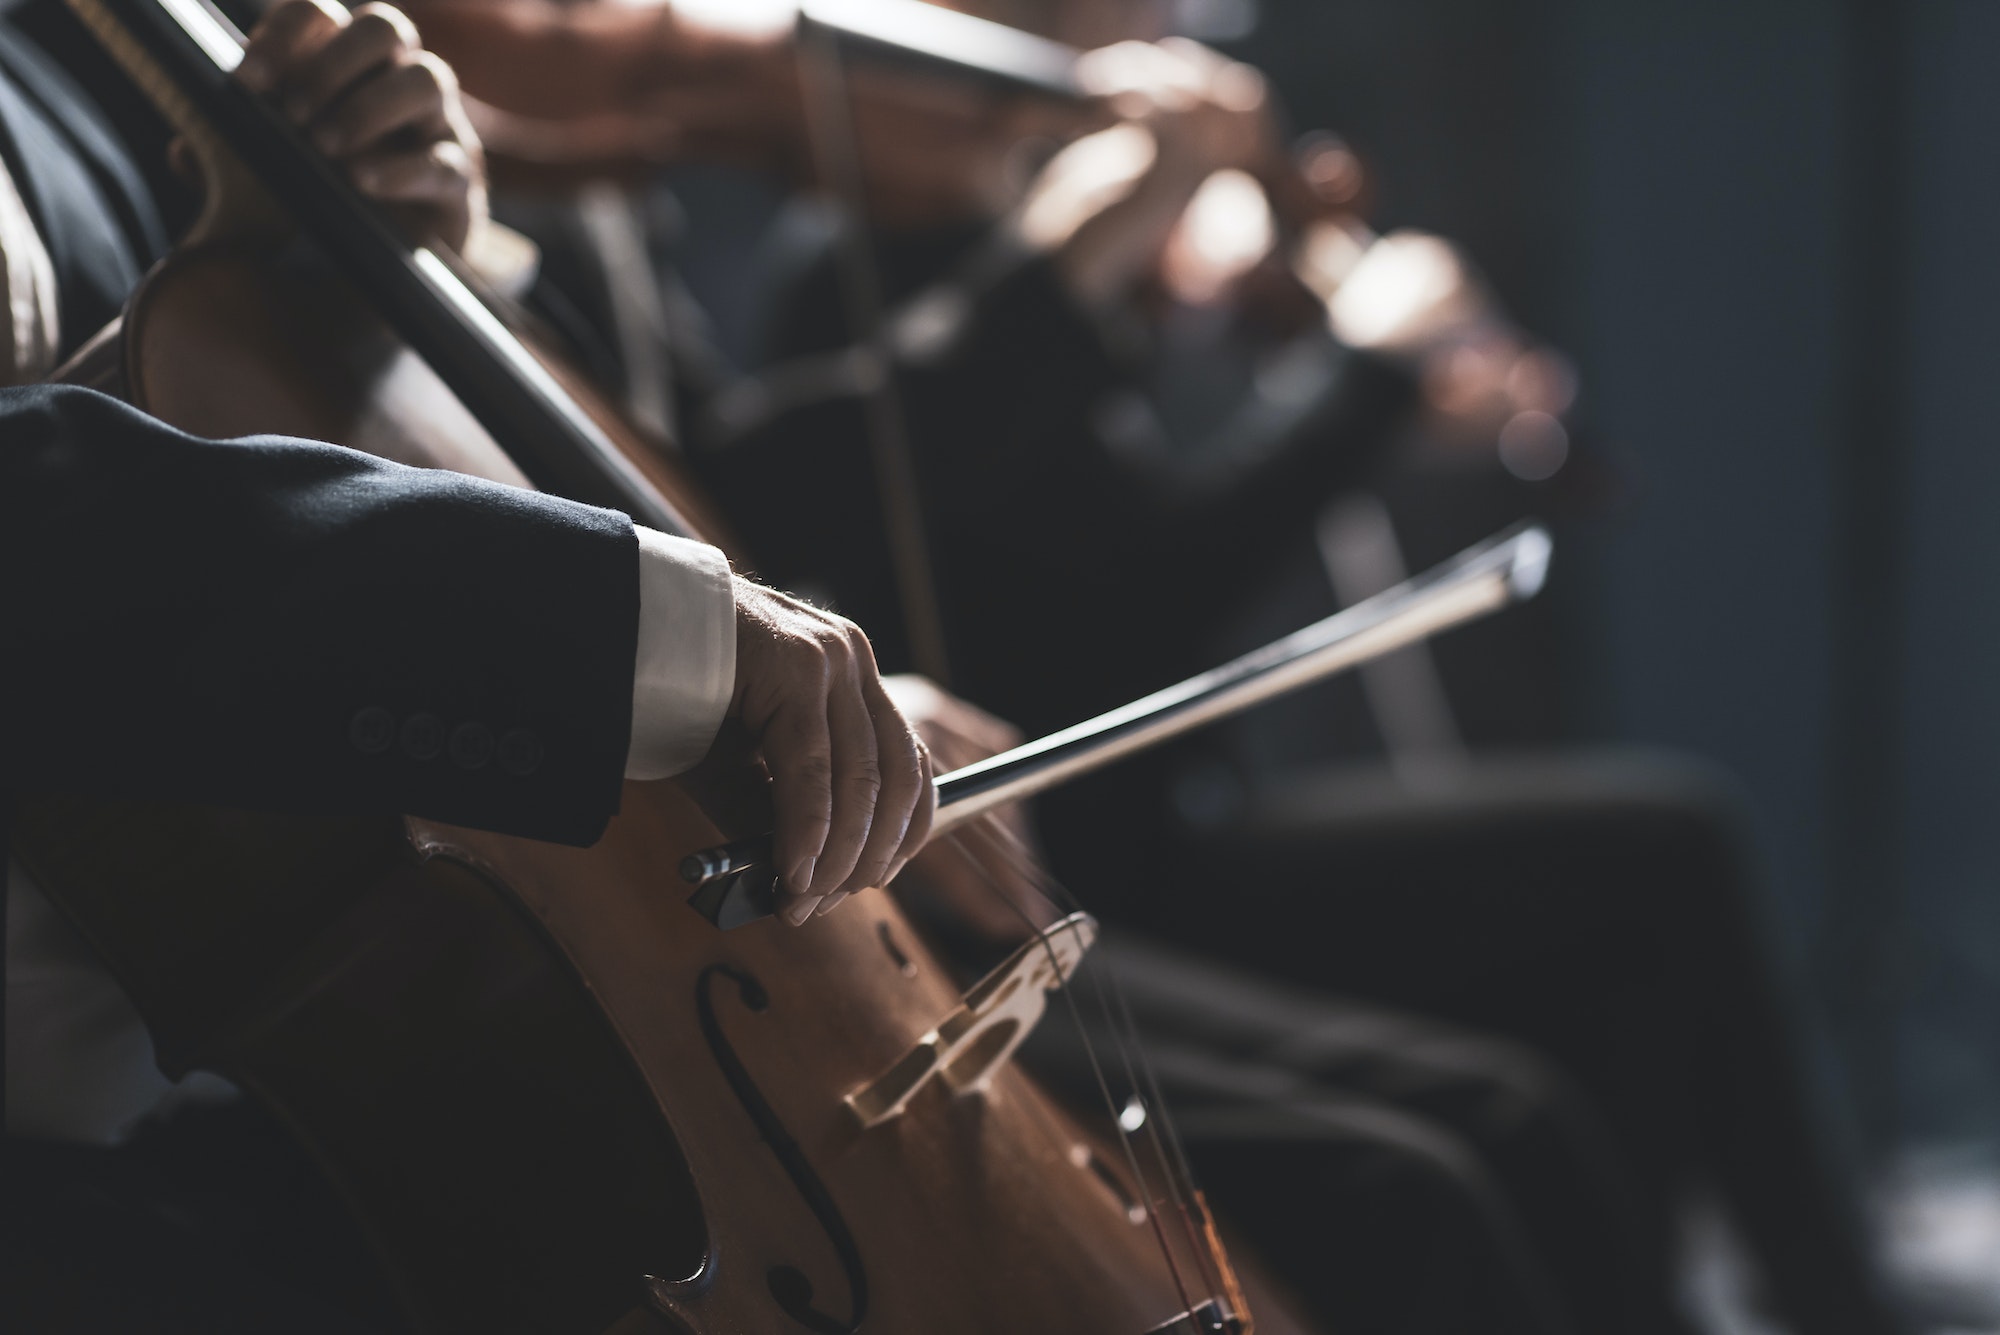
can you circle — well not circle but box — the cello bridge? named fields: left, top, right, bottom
left=844, top=912, right=1096, bottom=1128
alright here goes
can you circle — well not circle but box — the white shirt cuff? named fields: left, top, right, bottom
left=626, top=526, right=736, bottom=781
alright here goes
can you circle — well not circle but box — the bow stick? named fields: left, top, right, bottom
left=685, top=520, right=1551, bottom=927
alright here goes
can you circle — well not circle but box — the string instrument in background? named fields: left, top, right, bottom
left=795, top=0, right=1378, bottom=287
left=793, top=0, right=1577, bottom=441
left=14, top=2, right=1544, bottom=1334
left=697, top=0, right=1572, bottom=679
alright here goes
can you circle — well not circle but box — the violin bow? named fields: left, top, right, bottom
left=685, top=520, right=1552, bottom=919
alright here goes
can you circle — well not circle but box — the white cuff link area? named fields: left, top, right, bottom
left=625, top=526, right=737, bottom=781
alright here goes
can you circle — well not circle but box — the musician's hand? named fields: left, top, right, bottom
left=1020, top=38, right=1277, bottom=307
left=1075, top=38, right=1274, bottom=181
left=730, top=582, right=936, bottom=925
left=238, top=0, right=487, bottom=252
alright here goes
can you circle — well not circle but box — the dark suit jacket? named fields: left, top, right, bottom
left=1, top=384, right=641, bottom=850
left=0, top=13, right=640, bottom=853
left=0, top=9, right=649, bottom=1138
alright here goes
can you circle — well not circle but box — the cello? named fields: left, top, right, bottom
left=11, top=0, right=1543, bottom=1330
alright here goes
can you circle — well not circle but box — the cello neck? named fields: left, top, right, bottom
left=70, top=0, right=694, bottom=536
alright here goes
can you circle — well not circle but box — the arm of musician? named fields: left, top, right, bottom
left=0, top=387, right=928, bottom=871
left=397, top=0, right=1057, bottom=222
left=0, top=384, right=930, bottom=916
left=392, top=0, right=797, bottom=172
left=394, top=0, right=773, bottom=124
left=0, top=385, right=640, bottom=844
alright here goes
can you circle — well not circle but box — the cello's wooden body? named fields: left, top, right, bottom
left=13, top=2, right=1274, bottom=1325
left=21, top=753, right=1209, bottom=1334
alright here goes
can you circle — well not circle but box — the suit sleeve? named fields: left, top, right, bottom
left=0, top=383, right=641, bottom=846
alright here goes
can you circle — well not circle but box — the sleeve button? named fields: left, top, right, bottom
left=450, top=721, right=495, bottom=771
left=400, top=713, right=444, bottom=761
left=349, top=707, right=395, bottom=755
left=497, top=729, right=543, bottom=777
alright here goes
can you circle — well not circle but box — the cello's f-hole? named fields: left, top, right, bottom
left=877, top=921, right=918, bottom=977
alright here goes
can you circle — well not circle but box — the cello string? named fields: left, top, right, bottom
left=950, top=815, right=1222, bottom=1235
left=923, top=817, right=1208, bottom=1315
left=1100, top=928, right=1232, bottom=1285
left=935, top=815, right=1231, bottom=1309
left=1074, top=922, right=1228, bottom=1306
left=925, top=821, right=1202, bottom=1308
left=962, top=819, right=1231, bottom=1306
left=946, top=817, right=1233, bottom=1313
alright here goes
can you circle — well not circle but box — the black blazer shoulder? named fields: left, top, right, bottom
left=1, top=384, right=641, bottom=847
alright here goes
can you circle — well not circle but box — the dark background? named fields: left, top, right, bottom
left=1216, top=0, right=2000, bottom=1155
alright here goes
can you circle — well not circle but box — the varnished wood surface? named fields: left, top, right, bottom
left=14, top=236, right=1309, bottom=1333
left=412, top=783, right=1212, bottom=1334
